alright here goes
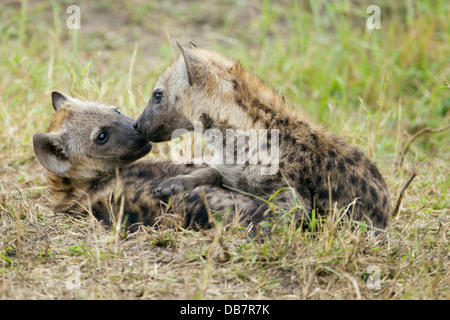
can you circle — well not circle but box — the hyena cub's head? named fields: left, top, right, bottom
left=33, top=91, right=152, bottom=180
left=134, top=40, right=260, bottom=142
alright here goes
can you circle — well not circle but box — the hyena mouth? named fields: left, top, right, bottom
left=121, top=142, right=153, bottom=162
left=143, top=124, right=166, bottom=143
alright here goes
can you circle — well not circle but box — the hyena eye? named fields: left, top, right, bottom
left=152, top=91, right=163, bottom=104
left=116, top=109, right=123, bottom=115
left=96, top=132, right=109, bottom=145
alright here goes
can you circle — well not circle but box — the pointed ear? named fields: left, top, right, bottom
left=51, top=91, right=71, bottom=111
left=33, top=133, right=72, bottom=175
left=176, top=41, right=203, bottom=87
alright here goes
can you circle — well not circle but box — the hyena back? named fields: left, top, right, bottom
left=33, top=91, right=265, bottom=231
left=134, top=41, right=391, bottom=229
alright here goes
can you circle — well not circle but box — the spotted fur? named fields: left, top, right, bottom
left=135, top=42, right=391, bottom=229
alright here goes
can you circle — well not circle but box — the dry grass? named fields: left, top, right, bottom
left=0, top=0, right=449, bottom=299
left=1, top=177, right=448, bottom=299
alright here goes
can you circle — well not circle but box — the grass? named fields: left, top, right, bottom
left=0, top=0, right=448, bottom=299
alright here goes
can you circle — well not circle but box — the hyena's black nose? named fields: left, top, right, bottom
left=133, top=121, right=140, bottom=132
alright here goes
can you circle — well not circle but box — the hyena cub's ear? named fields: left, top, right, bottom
left=51, top=91, right=72, bottom=111
left=33, top=132, right=71, bottom=175
left=176, top=41, right=204, bottom=87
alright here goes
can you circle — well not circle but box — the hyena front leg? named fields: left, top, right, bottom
left=177, top=186, right=269, bottom=236
left=154, top=166, right=222, bottom=196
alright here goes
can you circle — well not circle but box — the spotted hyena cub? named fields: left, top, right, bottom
left=33, top=91, right=265, bottom=231
left=134, top=41, right=391, bottom=229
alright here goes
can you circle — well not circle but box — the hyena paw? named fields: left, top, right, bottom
left=154, top=177, right=197, bottom=197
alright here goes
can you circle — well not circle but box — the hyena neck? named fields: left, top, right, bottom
left=197, top=67, right=314, bottom=146
left=230, top=71, right=304, bottom=132
left=47, top=171, right=116, bottom=212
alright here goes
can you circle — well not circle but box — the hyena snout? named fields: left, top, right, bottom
left=134, top=101, right=154, bottom=133
left=133, top=112, right=168, bottom=143
left=133, top=112, right=149, bottom=137
left=135, top=103, right=194, bottom=143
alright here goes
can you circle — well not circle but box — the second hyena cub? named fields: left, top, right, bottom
left=33, top=91, right=265, bottom=231
left=134, top=41, right=391, bottom=229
